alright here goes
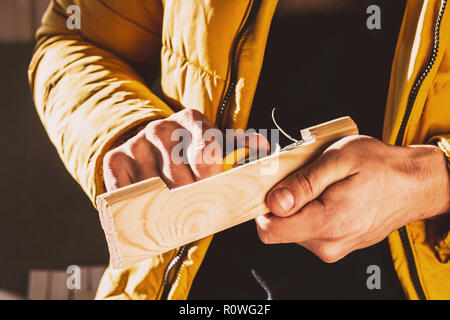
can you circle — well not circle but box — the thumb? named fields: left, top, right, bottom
left=266, top=150, right=354, bottom=217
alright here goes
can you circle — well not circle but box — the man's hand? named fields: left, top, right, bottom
left=257, top=135, right=450, bottom=263
left=103, top=109, right=269, bottom=192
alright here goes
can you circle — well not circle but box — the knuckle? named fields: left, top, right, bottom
left=183, top=108, right=203, bottom=119
left=128, top=136, right=148, bottom=155
left=202, top=130, right=223, bottom=149
left=126, top=136, right=151, bottom=159
left=103, top=149, right=127, bottom=169
left=322, top=140, right=358, bottom=170
left=326, top=135, right=374, bottom=158
left=203, top=127, right=223, bottom=141
left=321, top=147, right=343, bottom=162
left=177, top=108, right=204, bottom=124
left=294, top=172, right=315, bottom=199
left=196, top=134, right=222, bottom=155
left=331, top=135, right=364, bottom=150
left=147, top=120, right=179, bottom=138
left=128, top=140, right=141, bottom=157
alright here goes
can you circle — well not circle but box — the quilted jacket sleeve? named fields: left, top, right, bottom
left=28, top=0, right=173, bottom=205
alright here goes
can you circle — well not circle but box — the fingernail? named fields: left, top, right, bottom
left=272, top=187, right=294, bottom=212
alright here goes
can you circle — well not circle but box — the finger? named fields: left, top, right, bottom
left=145, top=120, right=195, bottom=189
left=186, top=120, right=224, bottom=180
left=126, top=134, right=160, bottom=181
left=256, top=199, right=326, bottom=244
left=266, top=149, right=354, bottom=217
left=236, top=132, right=271, bottom=156
left=223, top=132, right=271, bottom=168
left=171, top=108, right=224, bottom=180
left=103, top=150, right=138, bottom=191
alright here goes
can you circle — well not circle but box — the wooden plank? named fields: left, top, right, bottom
left=97, top=117, right=358, bottom=269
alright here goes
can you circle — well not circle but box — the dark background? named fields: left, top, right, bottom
left=0, top=43, right=108, bottom=297
left=1, top=0, right=109, bottom=295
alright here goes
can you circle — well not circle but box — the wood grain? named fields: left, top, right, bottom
left=97, top=117, right=358, bottom=269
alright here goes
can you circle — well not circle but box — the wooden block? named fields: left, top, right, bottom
left=97, top=117, right=358, bottom=269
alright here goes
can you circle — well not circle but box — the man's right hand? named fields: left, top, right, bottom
left=103, top=109, right=269, bottom=192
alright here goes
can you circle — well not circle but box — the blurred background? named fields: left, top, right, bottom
left=0, top=0, right=107, bottom=299
left=0, top=0, right=407, bottom=300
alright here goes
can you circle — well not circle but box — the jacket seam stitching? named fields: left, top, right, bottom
left=162, top=45, right=225, bottom=82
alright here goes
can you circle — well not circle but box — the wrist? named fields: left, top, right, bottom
left=406, top=144, right=450, bottom=220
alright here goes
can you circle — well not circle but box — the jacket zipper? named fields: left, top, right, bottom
left=160, top=245, right=187, bottom=299
left=160, top=0, right=260, bottom=300
left=394, top=0, right=447, bottom=300
left=215, top=0, right=260, bottom=129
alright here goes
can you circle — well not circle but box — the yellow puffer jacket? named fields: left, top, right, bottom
left=28, top=0, right=450, bottom=300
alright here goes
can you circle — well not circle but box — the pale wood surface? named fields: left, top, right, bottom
left=97, top=117, right=359, bottom=269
